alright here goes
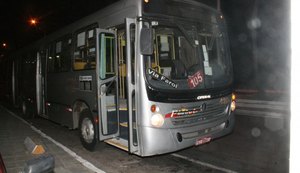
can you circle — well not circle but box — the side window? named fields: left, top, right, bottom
left=47, top=44, right=55, bottom=73
left=74, top=26, right=97, bottom=70
left=55, top=37, right=72, bottom=72
left=156, top=34, right=175, bottom=66
left=47, top=35, right=72, bottom=73
left=23, top=52, right=36, bottom=75
left=153, top=33, right=175, bottom=77
left=99, top=33, right=115, bottom=79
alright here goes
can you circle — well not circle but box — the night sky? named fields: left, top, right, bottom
left=0, top=0, right=290, bottom=92
left=0, top=0, right=118, bottom=49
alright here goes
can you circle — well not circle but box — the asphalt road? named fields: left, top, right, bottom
left=2, top=97, right=290, bottom=173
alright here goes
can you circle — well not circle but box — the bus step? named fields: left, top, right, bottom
left=104, top=138, right=128, bottom=151
left=119, top=122, right=136, bottom=129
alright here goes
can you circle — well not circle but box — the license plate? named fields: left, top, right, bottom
left=195, top=137, right=211, bottom=146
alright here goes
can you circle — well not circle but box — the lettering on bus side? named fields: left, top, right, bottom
left=148, top=68, right=178, bottom=88
left=79, top=75, right=92, bottom=81
left=79, top=75, right=92, bottom=91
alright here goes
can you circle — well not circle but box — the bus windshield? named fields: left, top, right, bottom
left=143, top=0, right=233, bottom=91
left=145, top=20, right=233, bottom=91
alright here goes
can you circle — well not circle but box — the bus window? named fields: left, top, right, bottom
left=154, top=33, right=175, bottom=77
left=99, top=33, right=115, bottom=79
left=47, top=36, right=72, bottom=73
left=47, top=44, right=55, bottom=73
left=73, top=27, right=97, bottom=70
left=55, top=37, right=72, bottom=72
left=156, top=34, right=175, bottom=64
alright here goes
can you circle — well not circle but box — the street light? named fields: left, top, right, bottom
left=28, top=18, right=38, bottom=26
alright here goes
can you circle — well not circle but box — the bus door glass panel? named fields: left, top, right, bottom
left=97, top=30, right=119, bottom=140
left=117, top=31, right=126, bottom=99
left=126, top=18, right=138, bottom=153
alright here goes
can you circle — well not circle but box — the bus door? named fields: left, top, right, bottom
left=36, top=51, right=47, bottom=118
left=126, top=18, right=139, bottom=154
left=96, top=29, right=120, bottom=140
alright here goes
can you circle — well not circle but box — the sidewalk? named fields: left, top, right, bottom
left=0, top=105, right=96, bottom=173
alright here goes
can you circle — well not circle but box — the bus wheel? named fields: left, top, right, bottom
left=79, top=109, right=97, bottom=151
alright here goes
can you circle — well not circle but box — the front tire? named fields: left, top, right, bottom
left=79, top=109, right=97, bottom=151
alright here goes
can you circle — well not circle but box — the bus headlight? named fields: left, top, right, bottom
left=151, top=113, right=164, bottom=127
left=231, top=100, right=236, bottom=112
left=231, top=93, right=236, bottom=112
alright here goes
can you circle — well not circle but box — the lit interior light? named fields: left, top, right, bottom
left=144, top=0, right=150, bottom=3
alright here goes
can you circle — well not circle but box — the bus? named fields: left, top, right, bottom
left=7, top=0, right=236, bottom=156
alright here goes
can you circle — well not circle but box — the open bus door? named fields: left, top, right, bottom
left=96, top=19, right=139, bottom=154
left=125, top=18, right=139, bottom=154
left=96, top=29, right=120, bottom=141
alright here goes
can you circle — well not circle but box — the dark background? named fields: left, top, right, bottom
left=0, top=0, right=291, bottom=93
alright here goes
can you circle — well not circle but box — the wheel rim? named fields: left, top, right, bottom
left=81, top=117, right=95, bottom=144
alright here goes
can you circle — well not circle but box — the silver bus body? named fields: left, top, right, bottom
left=9, top=0, right=235, bottom=156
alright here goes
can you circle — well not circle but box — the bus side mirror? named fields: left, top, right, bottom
left=140, top=28, right=153, bottom=55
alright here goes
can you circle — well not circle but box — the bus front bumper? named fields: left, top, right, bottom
left=139, top=112, right=235, bottom=157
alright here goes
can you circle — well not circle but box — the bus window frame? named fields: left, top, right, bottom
left=99, top=32, right=116, bottom=80
left=72, top=23, right=99, bottom=71
left=46, top=34, right=72, bottom=73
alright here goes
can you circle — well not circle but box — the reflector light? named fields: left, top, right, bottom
left=66, top=108, right=73, bottom=112
left=231, top=93, right=236, bottom=112
left=232, top=93, right=236, bottom=101
left=95, top=117, right=99, bottom=123
left=150, top=104, right=159, bottom=113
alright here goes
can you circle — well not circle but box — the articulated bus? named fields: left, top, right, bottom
left=8, top=0, right=236, bottom=156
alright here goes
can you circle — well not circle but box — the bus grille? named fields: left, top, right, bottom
left=171, top=103, right=229, bottom=126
